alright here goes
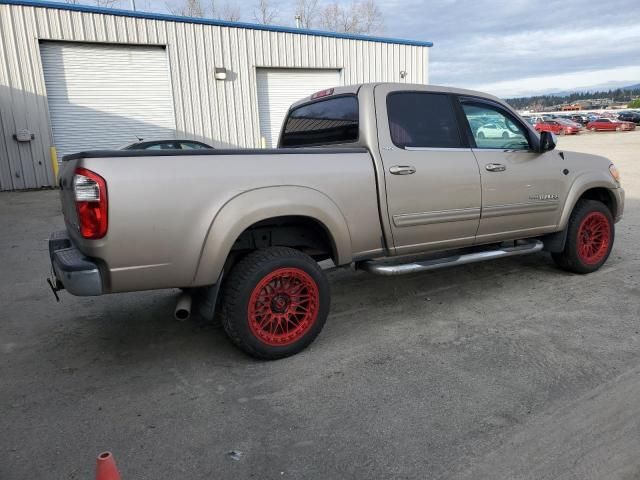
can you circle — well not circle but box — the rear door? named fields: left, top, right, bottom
left=374, top=85, right=482, bottom=255
left=457, top=97, right=564, bottom=244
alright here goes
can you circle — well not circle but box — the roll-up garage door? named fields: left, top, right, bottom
left=256, top=68, right=340, bottom=148
left=40, top=42, right=176, bottom=159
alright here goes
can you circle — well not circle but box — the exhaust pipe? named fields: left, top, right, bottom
left=174, top=290, right=193, bottom=321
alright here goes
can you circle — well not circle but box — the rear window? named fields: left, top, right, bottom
left=387, top=92, right=463, bottom=148
left=280, top=95, right=359, bottom=147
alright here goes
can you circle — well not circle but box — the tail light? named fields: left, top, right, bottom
left=73, top=168, right=108, bottom=239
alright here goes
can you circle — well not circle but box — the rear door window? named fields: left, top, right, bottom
left=386, top=92, right=463, bottom=148
left=180, top=141, right=210, bottom=149
left=145, top=142, right=179, bottom=150
left=280, top=95, right=359, bottom=147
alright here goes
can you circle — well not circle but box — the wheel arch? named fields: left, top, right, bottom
left=544, top=177, right=620, bottom=253
left=558, top=174, right=619, bottom=230
left=193, top=186, right=352, bottom=285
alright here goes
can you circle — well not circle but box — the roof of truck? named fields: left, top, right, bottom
left=290, top=83, right=505, bottom=109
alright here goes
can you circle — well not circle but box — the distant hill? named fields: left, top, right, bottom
left=505, top=83, right=640, bottom=110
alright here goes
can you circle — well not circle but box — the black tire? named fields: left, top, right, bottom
left=551, top=199, right=614, bottom=274
left=220, top=247, right=330, bottom=359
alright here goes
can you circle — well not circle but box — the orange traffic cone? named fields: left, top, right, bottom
left=96, top=451, right=121, bottom=480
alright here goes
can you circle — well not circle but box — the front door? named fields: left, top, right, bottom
left=375, top=85, right=482, bottom=255
left=457, top=98, right=564, bottom=244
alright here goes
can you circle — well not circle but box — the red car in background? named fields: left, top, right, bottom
left=535, top=119, right=580, bottom=135
left=586, top=118, right=636, bottom=131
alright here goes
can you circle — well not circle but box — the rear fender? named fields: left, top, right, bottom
left=193, top=186, right=352, bottom=285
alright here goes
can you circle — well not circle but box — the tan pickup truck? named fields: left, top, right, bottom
left=48, top=83, right=624, bottom=359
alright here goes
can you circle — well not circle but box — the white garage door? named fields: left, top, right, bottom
left=257, top=68, right=341, bottom=148
left=40, top=42, right=176, bottom=159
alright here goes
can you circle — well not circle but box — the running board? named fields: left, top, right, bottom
left=360, top=240, right=544, bottom=276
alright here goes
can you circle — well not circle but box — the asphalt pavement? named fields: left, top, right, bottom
left=1, top=130, right=639, bottom=479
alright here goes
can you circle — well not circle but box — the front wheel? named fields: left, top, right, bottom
left=220, top=247, right=330, bottom=359
left=551, top=199, right=614, bottom=274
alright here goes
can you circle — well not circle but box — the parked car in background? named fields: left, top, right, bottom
left=528, top=115, right=547, bottom=125
left=556, top=118, right=583, bottom=130
left=475, top=123, right=519, bottom=139
left=569, top=114, right=588, bottom=125
left=121, top=139, right=214, bottom=150
left=586, top=118, right=636, bottom=132
left=617, top=112, right=640, bottom=125
left=535, top=119, right=580, bottom=135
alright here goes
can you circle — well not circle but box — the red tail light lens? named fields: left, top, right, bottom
left=73, top=168, right=108, bottom=239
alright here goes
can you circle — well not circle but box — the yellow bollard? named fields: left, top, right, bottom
left=49, top=146, right=59, bottom=182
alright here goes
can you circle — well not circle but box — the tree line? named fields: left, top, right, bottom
left=63, top=0, right=384, bottom=34
left=506, top=87, right=640, bottom=110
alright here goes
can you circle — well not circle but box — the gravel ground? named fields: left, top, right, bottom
left=1, top=130, right=639, bottom=479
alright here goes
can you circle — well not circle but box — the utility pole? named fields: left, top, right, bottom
left=130, top=0, right=136, bottom=11
left=295, top=15, right=301, bottom=28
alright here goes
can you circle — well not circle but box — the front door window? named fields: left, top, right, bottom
left=462, top=103, right=531, bottom=150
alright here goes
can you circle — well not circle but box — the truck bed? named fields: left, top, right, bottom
left=58, top=148, right=384, bottom=293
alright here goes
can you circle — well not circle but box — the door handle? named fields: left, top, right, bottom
left=389, top=165, right=416, bottom=175
left=485, top=163, right=506, bottom=172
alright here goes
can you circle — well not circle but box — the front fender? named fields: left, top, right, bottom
left=192, top=186, right=352, bottom=285
left=558, top=171, right=621, bottom=229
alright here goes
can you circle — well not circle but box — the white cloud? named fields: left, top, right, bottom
left=40, top=0, right=640, bottom=96
left=471, top=65, right=640, bottom=97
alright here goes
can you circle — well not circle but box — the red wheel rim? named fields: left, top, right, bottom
left=577, top=212, right=611, bottom=265
left=248, top=267, right=320, bottom=346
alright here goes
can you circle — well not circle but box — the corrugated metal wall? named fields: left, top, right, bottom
left=0, top=2, right=430, bottom=190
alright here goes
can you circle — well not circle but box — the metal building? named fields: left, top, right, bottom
left=0, top=0, right=432, bottom=191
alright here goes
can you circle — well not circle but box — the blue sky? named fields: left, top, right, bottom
left=40, top=0, right=640, bottom=97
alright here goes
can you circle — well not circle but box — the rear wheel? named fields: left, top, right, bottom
left=551, top=200, right=614, bottom=274
left=502, top=131, right=509, bottom=139
left=220, top=247, right=330, bottom=359
left=478, top=132, right=485, bottom=139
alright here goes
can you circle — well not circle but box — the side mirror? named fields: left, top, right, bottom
left=539, top=131, right=556, bottom=152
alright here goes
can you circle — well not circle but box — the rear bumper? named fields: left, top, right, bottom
left=49, top=230, right=103, bottom=296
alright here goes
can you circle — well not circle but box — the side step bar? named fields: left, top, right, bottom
left=360, top=240, right=544, bottom=276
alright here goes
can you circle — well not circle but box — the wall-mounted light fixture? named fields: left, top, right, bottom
left=399, top=70, right=408, bottom=79
left=214, top=67, right=227, bottom=81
